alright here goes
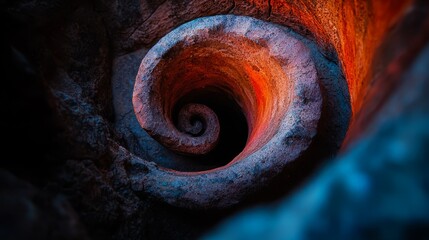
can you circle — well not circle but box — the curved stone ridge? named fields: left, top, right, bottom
left=131, top=15, right=322, bottom=208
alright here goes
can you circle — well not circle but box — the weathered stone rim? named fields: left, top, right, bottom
left=131, top=15, right=322, bottom=208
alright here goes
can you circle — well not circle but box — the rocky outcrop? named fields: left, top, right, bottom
left=1, top=0, right=428, bottom=239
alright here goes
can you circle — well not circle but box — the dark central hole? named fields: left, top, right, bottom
left=173, top=87, right=248, bottom=167
left=188, top=116, right=205, bottom=136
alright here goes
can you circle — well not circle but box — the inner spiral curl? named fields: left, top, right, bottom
left=133, top=18, right=294, bottom=157
left=177, top=103, right=219, bottom=137
left=131, top=15, right=322, bottom=208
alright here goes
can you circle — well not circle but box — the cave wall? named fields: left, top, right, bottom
left=103, top=0, right=412, bottom=114
left=1, top=0, right=429, bottom=240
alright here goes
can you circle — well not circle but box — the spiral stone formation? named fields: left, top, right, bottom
left=131, top=15, right=323, bottom=208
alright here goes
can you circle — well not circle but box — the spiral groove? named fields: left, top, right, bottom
left=131, top=15, right=323, bottom=208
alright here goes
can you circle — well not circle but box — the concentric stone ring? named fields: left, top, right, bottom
left=131, top=15, right=322, bottom=208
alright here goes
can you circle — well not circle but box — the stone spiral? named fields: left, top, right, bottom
left=131, top=15, right=323, bottom=208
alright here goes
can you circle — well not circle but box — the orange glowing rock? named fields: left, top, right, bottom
left=131, top=15, right=322, bottom=208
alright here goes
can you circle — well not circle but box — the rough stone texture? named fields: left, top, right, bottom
left=1, top=0, right=428, bottom=240
left=113, top=14, right=350, bottom=172
left=130, top=15, right=322, bottom=208
left=102, top=0, right=235, bottom=53
left=205, top=42, right=429, bottom=240
left=100, top=0, right=412, bottom=114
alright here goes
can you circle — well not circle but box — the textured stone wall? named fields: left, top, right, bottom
left=1, top=0, right=428, bottom=240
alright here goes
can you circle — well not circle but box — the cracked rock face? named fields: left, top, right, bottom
left=2, top=0, right=429, bottom=240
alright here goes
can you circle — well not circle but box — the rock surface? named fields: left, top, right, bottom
left=205, top=42, right=429, bottom=240
left=1, top=0, right=428, bottom=239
